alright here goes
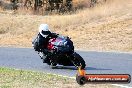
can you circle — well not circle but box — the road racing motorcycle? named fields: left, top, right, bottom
left=33, top=35, right=86, bottom=69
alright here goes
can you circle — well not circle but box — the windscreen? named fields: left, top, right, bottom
left=51, top=36, right=67, bottom=46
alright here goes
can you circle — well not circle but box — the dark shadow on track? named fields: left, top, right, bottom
left=48, top=66, right=112, bottom=71
left=52, top=66, right=77, bottom=70
left=85, top=67, right=112, bottom=70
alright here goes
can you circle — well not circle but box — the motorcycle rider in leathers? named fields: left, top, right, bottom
left=33, top=24, right=58, bottom=63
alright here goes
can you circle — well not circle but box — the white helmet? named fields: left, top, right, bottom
left=39, top=24, right=51, bottom=38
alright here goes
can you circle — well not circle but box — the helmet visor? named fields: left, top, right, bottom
left=42, top=30, right=51, bottom=35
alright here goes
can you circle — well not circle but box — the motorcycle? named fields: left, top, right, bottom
left=33, top=34, right=86, bottom=69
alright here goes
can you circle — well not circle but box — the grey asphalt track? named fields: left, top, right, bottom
left=0, top=47, right=132, bottom=87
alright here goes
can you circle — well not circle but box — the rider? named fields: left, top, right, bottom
left=33, top=24, right=58, bottom=63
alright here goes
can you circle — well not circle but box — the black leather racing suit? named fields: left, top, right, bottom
left=32, top=32, right=58, bottom=63
left=33, top=32, right=57, bottom=51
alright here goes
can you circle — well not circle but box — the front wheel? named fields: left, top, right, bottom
left=72, top=52, right=86, bottom=69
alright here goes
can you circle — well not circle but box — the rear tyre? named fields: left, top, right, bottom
left=73, top=52, right=86, bottom=69
left=50, top=60, right=57, bottom=69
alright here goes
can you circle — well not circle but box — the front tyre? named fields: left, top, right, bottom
left=72, top=52, right=86, bottom=69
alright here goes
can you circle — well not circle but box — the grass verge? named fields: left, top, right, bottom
left=0, top=67, right=119, bottom=88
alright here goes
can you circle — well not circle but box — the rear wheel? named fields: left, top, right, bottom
left=50, top=62, right=57, bottom=69
left=72, top=52, right=86, bottom=69
left=50, top=59, right=57, bottom=69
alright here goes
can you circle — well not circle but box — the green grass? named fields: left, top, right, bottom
left=0, top=67, right=72, bottom=88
